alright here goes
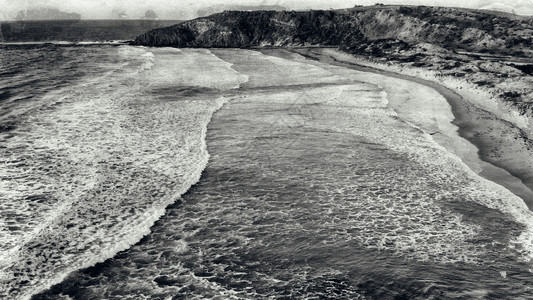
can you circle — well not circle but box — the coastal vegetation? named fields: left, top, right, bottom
left=133, top=5, right=533, bottom=116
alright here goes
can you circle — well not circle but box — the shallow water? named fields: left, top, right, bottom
left=0, top=45, right=246, bottom=299
left=289, top=48, right=533, bottom=209
left=24, top=49, right=533, bottom=299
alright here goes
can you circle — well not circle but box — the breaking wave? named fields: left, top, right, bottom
left=0, top=46, right=247, bottom=299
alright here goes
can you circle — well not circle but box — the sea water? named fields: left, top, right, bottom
left=0, top=44, right=246, bottom=299
left=1, top=45, right=533, bottom=299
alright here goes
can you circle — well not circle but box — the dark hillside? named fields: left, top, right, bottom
left=133, top=6, right=533, bottom=58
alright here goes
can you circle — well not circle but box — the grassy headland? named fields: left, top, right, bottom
left=132, top=5, right=533, bottom=120
left=132, top=5, right=533, bottom=203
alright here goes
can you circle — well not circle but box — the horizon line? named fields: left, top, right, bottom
left=2, top=4, right=533, bottom=22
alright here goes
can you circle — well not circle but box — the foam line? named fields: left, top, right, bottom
left=0, top=46, right=249, bottom=299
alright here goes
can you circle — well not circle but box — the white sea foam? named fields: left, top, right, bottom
left=251, top=83, right=484, bottom=263
left=144, top=48, right=249, bottom=90
left=12, top=48, right=532, bottom=299
left=267, top=50, right=533, bottom=264
left=4, top=47, right=533, bottom=299
left=384, top=89, right=533, bottom=264
left=318, top=48, right=533, bottom=132
left=0, top=47, right=248, bottom=299
left=204, top=50, right=490, bottom=263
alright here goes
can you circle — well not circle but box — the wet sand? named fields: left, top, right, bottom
left=283, top=48, right=533, bottom=209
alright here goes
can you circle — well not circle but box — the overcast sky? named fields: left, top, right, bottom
left=1, top=0, right=532, bottom=20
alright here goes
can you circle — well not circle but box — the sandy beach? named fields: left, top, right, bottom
left=11, top=46, right=533, bottom=299
left=281, top=48, right=533, bottom=209
left=5, top=4, right=533, bottom=298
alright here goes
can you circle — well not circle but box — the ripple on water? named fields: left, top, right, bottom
left=34, top=80, right=533, bottom=299
left=9, top=48, right=533, bottom=299
left=0, top=47, right=248, bottom=299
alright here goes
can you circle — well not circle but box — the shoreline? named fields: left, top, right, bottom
left=26, top=46, right=533, bottom=299
left=286, top=48, right=533, bottom=209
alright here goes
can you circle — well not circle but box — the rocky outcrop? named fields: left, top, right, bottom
left=133, top=10, right=350, bottom=48
left=133, top=5, right=533, bottom=57
left=133, top=5, right=533, bottom=116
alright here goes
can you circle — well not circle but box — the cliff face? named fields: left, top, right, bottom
left=133, top=10, right=350, bottom=48
left=133, top=6, right=533, bottom=57
left=133, top=5, right=533, bottom=117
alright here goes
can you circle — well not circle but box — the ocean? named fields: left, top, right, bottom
left=1, top=43, right=533, bottom=299
left=0, top=20, right=181, bottom=43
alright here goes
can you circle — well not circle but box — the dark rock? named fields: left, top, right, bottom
left=133, top=7, right=533, bottom=58
left=153, top=275, right=183, bottom=287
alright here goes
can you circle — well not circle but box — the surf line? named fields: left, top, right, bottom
left=287, top=47, right=533, bottom=210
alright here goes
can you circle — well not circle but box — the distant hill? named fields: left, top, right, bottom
left=197, top=5, right=287, bottom=18
left=133, top=5, right=533, bottom=58
left=132, top=5, right=533, bottom=116
left=15, top=7, right=81, bottom=21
